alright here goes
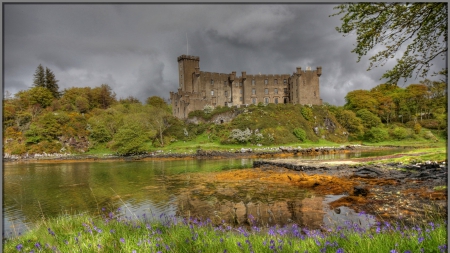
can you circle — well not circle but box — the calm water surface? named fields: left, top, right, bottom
left=4, top=149, right=405, bottom=238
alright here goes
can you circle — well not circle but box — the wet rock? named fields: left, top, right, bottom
left=353, top=167, right=382, bottom=178
left=353, top=186, right=369, bottom=197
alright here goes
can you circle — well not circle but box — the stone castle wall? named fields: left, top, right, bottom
left=170, top=55, right=322, bottom=119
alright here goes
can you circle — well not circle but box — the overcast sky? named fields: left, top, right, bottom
left=3, top=4, right=446, bottom=105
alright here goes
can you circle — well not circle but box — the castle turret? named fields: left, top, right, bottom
left=178, top=55, right=200, bottom=92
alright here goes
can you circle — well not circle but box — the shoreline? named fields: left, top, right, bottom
left=3, top=144, right=411, bottom=163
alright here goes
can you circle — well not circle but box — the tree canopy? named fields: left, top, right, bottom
left=332, top=3, right=447, bottom=84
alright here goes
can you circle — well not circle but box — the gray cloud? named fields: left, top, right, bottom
left=4, top=4, right=446, bottom=105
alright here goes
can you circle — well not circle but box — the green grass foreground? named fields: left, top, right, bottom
left=3, top=211, right=447, bottom=253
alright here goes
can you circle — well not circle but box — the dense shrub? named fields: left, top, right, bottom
left=390, top=127, right=411, bottom=140
left=301, top=106, right=314, bottom=121
left=414, top=123, right=422, bottom=134
left=356, top=109, right=382, bottom=129
left=419, top=119, right=440, bottom=129
left=293, top=128, right=307, bottom=142
left=364, top=127, right=389, bottom=143
left=423, top=131, right=439, bottom=142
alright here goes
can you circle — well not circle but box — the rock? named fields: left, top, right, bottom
left=353, top=186, right=369, bottom=196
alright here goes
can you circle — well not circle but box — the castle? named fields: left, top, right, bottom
left=170, top=55, right=322, bottom=119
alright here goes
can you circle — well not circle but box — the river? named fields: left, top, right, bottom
left=3, top=149, right=405, bottom=238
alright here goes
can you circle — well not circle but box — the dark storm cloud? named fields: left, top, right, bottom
left=4, top=4, right=446, bottom=105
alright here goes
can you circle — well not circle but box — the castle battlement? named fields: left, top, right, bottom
left=171, top=55, right=322, bottom=119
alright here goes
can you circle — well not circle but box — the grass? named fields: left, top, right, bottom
left=4, top=210, right=447, bottom=253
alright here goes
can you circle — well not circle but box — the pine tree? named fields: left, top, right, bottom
left=33, top=64, right=45, bottom=87
left=44, top=67, right=60, bottom=98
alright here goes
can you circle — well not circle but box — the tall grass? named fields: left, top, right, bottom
left=4, top=209, right=447, bottom=253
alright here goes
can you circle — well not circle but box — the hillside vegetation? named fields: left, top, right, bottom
left=3, top=65, right=447, bottom=157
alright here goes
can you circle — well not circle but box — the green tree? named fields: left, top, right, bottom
left=344, top=90, right=379, bottom=114
left=17, top=87, right=54, bottom=109
left=334, top=109, right=364, bottom=137
left=44, top=67, right=60, bottom=98
left=332, top=3, right=447, bottom=84
left=92, top=84, right=116, bottom=109
left=356, top=109, right=382, bottom=129
left=33, top=64, right=45, bottom=87
left=112, top=123, right=147, bottom=155
left=146, top=96, right=170, bottom=112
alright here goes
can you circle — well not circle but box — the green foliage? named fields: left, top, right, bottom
left=17, top=87, right=54, bottom=109
left=334, top=109, right=364, bottom=137
left=112, top=123, right=147, bottom=155
left=44, top=67, right=60, bottom=98
left=356, top=109, right=382, bottom=129
left=364, top=127, right=389, bottom=143
left=146, top=96, right=169, bottom=112
left=300, top=106, right=313, bottom=121
left=293, top=128, right=307, bottom=142
left=390, top=127, right=411, bottom=140
left=414, top=123, right=422, bottom=134
left=332, top=3, right=447, bottom=84
left=90, top=124, right=112, bottom=143
left=33, top=64, right=45, bottom=87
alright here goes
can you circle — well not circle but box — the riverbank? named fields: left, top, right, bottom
left=2, top=144, right=413, bottom=163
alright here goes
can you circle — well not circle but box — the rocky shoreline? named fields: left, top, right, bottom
left=253, top=158, right=448, bottom=223
left=3, top=144, right=380, bottom=162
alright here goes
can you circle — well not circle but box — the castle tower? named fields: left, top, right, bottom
left=178, top=55, right=200, bottom=93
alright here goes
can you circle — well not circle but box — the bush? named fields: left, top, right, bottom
left=364, top=127, right=389, bottom=143
left=293, top=128, right=307, bottom=142
left=419, top=119, right=440, bottom=129
left=356, top=109, right=382, bottom=129
left=423, top=131, right=439, bottom=142
left=414, top=123, right=422, bottom=134
left=390, top=127, right=411, bottom=140
left=229, top=128, right=252, bottom=143
left=301, top=106, right=314, bottom=121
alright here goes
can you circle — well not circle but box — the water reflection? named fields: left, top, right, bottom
left=3, top=149, right=399, bottom=238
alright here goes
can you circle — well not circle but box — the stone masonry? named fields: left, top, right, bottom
left=170, top=55, right=322, bottom=119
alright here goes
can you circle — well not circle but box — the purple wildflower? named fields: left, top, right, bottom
left=237, top=242, right=242, bottom=248
left=390, top=250, right=398, bottom=253
left=15, top=244, right=23, bottom=251
left=439, top=245, right=447, bottom=252
left=97, top=244, right=102, bottom=249
left=336, top=249, right=344, bottom=253
left=34, top=242, right=41, bottom=249
left=418, top=237, right=424, bottom=243
left=120, top=238, right=125, bottom=243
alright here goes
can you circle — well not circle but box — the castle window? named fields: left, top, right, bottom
left=240, top=97, right=243, bottom=101
left=252, top=79, right=255, bottom=85
left=283, top=79, right=287, bottom=85
left=284, top=88, right=288, bottom=94
left=264, top=97, right=269, bottom=104
left=274, top=79, right=278, bottom=84
left=252, top=88, right=256, bottom=95
left=275, top=98, right=278, bottom=104
left=224, top=81, right=227, bottom=86
left=314, top=91, right=316, bottom=97
left=235, top=82, right=238, bottom=87
left=274, top=88, right=278, bottom=94
left=239, top=82, right=242, bottom=86
left=211, top=79, right=214, bottom=85
left=264, top=79, right=268, bottom=85
left=225, top=91, right=228, bottom=97
left=211, top=90, right=214, bottom=96
left=264, top=88, right=268, bottom=94
left=252, top=98, right=256, bottom=104
left=240, top=89, right=243, bottom=94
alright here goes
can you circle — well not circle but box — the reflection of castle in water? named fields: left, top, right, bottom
left=176, top=193, right=326, bottom=229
